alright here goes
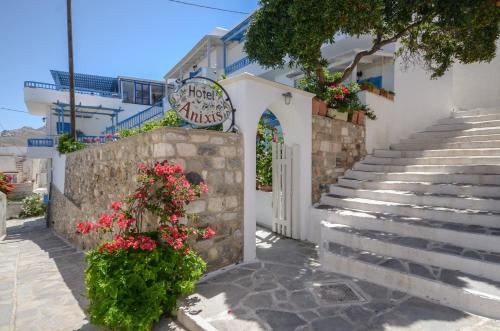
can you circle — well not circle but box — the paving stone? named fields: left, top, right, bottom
left=290, top=290, right=318, bottom=309
left=256, top=309, right=307, bottom=331
left=409, top=263, right=435, bottom=280
left=380, top=258, right=407, bottom=273
left=274, top=289, right=288, bottom=301
left=311, top=315, right=354, bottom=331
left=242, top=292, right=274, bottom=309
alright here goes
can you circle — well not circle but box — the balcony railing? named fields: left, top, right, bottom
left=225, top=56, right=253, bottom=75
left=104, top=101, right=164, bottom=134
left=27, top=137, right=55, bottom=147
left=24, top=81, right=120, bottom=98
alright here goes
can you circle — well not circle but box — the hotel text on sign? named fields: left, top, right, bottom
left=169, top=80, right=232, bottom=127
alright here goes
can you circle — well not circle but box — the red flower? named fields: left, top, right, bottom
left=97, top=214, right=113, bottom=229
left=202, top=227, right=215, bottom=239
left=76, top=221, right=94, bottom=234
left=111, top=201, right=122, bottom=211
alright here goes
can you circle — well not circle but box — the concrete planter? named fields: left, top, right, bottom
left=327, top=108, right=348, bottom=121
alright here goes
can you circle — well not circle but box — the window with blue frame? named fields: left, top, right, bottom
left=56, top=122, right=71, bottom=134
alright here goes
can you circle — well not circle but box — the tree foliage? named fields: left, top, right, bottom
left=245, top=0, right=499, bottom=81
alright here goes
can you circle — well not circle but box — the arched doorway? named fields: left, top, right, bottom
left=255, top=110, right=283, bottom=231
left=220, top=73, right=315, bottom=262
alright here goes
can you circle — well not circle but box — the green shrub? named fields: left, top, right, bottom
left=118, top=111, right=183, bottom=139
left=85, top=245, right=205, bottom=331
left=19, top=194, right=46, bottom=218
left=57, top=133, right=85, bottom=154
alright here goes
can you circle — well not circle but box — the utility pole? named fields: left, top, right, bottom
left=66, top=0, right=76, bottom=140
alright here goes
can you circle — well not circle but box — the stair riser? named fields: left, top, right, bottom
left=354, top=163, right=500, bottom=174
left=323, top=227, right=500, bottom=281
left=319, top=210, right=500, bottom=253
left=319, top=196, right=500, bottom=227
left=454, top=108, right=500, bottom=117
left=391, top=141, right=500, bottom=151
left=337, top=178, right=500, bottom=198
left=364, top=156, right=500, bottom=166
left=329, top=186, right=500, bottom=212
left=320, top=252, right=500, bottom=319
left=403, top=134, right=500, bottom=144
left=427, top=121, right=500, bottom=131
left=375, top=149, right=500, bottom=158
left=345, top=170, right=500, bottom=185
left=438, top=114, right=500, bottom=124
left=412, top=128, right=500, bottom=139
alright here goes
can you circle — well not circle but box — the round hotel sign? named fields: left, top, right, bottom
left=169, top=78, right=233, bottom=127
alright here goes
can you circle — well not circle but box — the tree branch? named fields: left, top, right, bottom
left=337, top=19, right=427, bottom=83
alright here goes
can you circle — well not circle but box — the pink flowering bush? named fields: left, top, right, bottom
left=76, top=160, right=213, bottom=331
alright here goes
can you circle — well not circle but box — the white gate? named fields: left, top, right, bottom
left=272, top=143, right=299, bottom=238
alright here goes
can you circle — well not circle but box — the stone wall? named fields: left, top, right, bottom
left=0, top=192, right=5, bottom=239
left=49, top=127, right=244, bottom=271
left=311, top=115, right=366, bottom=203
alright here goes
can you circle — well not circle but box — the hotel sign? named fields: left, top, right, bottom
left=169, top=78, right=233, bottom=127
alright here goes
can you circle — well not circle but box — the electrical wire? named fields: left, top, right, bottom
left=165, top=0, right=249, bottom=15
left=0, top=107, right=29, bottom=114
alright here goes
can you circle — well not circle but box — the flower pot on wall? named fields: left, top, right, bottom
left=312, top=98, right=320, bottom=115
left=371, top=87, right=380, bottom=95
left=259, top=185, right=273, bottom=192
left=351, top=110, right=359, bottom=124
left=318, top=99, right=327, bottom=117
left=357, top=111, right=366, bottom=125
left=387, top=92, right=395, bottom=101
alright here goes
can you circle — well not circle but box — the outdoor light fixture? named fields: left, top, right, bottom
left=282, top=92, right=292, bottom=105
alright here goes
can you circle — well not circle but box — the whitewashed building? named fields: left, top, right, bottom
left=24, top=70, right=166, bottom=158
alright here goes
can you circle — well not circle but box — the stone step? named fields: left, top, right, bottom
left=315, top=206, right=500, bottom=253
left=375, top=148, right=500, bottom=158
left=438, top=113, right=500, bottom=124
left=454, top=107, right=500, bottom=117
left=404, top=134, right=500, bottom=144
left=337, top=177, right=500, bottom=198
left=328, top=186, right=500, bottom=212
left=354, top=163, right=500, bottom=174
left=318, top=194, right=500, bottom=228
left=345, top=169, right=500, bottom=185
left=411, top=127, right=500, bottom=139
left=391, top=140, right=500, bottom=151
left=364, top=155, right=500, bottom=166
left=320, top=241, right=500, bottom=319
left=322, top=223, right=500, bottom=281
left=425, top=120, right=500, bottom=132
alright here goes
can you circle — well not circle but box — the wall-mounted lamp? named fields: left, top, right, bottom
left=282, top=92, right=292, bottom=105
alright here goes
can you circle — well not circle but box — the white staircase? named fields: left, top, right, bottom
left=316, top=106, right=500, bottom=319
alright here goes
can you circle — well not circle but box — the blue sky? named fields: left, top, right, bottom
left=0, top=0, right=257, bottom=130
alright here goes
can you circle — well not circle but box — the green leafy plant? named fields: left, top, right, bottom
left=256, top=118, right=282, bottom=189
left=76, top=161, right=213, bottom=331
left=118, top=111, right=183, bottom=139
left=57, top=133, right=85, bottom=154
left=19, top=194, right=46, bottom=218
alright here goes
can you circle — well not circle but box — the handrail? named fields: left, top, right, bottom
left=104, top=101, right=164, bottom=134
left=24, top=81, right=120, bottom=98
left=225, top=56, right=253, bottom=75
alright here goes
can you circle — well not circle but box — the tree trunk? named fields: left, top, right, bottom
left=316, top=62, right=325, bottom=84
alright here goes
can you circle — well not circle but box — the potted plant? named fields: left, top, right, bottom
left=379, top=88, right=388, bottom=98
left=327, top=108, right=348, bottom=121
left=387, top=90, right=395, bottom=101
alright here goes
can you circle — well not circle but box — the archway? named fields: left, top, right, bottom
left=221, top=73, right=315, bottom=262
left=255, top=110, right=283, bottom=231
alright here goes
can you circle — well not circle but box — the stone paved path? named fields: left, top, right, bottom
left=184, top=228, right=500, bottom=331
left=0, top=217, right=184, bottom=331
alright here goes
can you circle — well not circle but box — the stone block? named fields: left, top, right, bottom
left=152, top=143, right=175, bottom=158
left=220, top=146, right=236, bottom=157
left=208, top=197, right=224, bottom=212
left=176, top=143, right=197, bottom=157
left=212, top=157, right=225, bottom=169
left=210, top=136, right=225, bottom=145
left=190, top=134, right=210, bottom=143
left=225, top=196, right=238, bottom=209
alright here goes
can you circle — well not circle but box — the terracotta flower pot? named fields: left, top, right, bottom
left=317, top=99, right=327, bottom=117
left=387, top=92, right=395, bottom=101
left=371, top=87, right=380, bottom=95
left=351, top=110, right=359, bottom=124
left=312, top=98, right=320, bottom=115
left=259, top=185, right=272, bottom=192
left=357, top=111, right=366, bottom=125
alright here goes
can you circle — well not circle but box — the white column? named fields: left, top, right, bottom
left=207, top=39, right=212, bottom=69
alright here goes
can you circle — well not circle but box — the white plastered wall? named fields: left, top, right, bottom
left=221, top=73, right=314, bottom=262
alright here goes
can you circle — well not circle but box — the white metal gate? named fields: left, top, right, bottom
left=272, top=143, right=299, bottom=238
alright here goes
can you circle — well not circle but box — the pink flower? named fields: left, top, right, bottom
left=200, top=182, right=208, bottom=193
left=76, top=221, right=94, bottom=234
left=202, top=227, right=215, bottom=239
left=97, top=214, right=113, bottom=229
left=111, top=201, right=122, bottom=211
